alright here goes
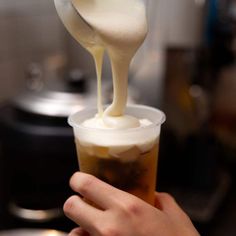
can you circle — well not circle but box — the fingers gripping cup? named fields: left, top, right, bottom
left=68, top=105, right=165, bottom=205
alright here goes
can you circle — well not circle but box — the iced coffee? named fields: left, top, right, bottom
left=69, top=105, right=165, bottom=205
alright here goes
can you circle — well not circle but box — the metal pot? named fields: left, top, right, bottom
left=0, top=64, right=96, bottom=229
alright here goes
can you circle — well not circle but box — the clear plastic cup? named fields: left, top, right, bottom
left=68, top=105, right=165, bottom=205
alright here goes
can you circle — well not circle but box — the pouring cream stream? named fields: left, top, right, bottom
left=54, top=0, right=148, bottom=129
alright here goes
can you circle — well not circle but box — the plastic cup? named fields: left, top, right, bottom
left=68, top=105, right=165, bottom=205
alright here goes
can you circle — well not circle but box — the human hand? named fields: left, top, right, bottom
left=64, top=172, right=200, bottom=236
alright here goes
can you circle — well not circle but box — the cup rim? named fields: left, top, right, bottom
left=68, top=104, right=166, bottom=133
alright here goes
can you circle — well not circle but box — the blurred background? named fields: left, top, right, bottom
left=0, top=0, right=236, bottom=235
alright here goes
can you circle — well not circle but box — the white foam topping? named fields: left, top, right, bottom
left=74, top=116, right=159, bottom=157
left=82, top=115, right=153, bottom=130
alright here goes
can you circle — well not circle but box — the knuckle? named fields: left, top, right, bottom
left=119, top=198, right=142, bottom=217
left=126, top=201, right=142, bottom=215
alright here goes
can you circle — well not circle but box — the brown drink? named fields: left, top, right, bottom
left=69, top=105, right=165, bottom=205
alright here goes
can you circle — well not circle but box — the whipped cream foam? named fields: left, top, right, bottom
left=72, top=0, right=148, bottom=129
left=55, top=0, right=148, bottom=129
left=55, top=0, right=164, bottom=158
left=75, top=121, right=160, bottom=158
left=82, top=115, right=150, bottom=130
left=69, top=105, right=164, bottom=159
